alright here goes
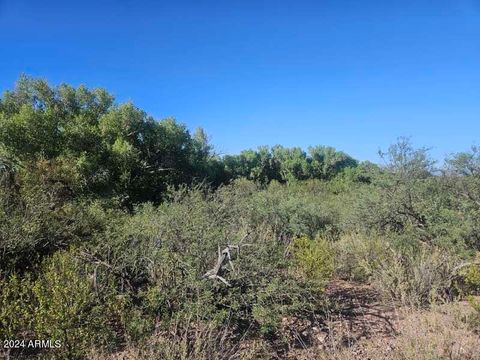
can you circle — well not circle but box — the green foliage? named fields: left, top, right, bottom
left=458, top=253, right=480, bottom=295
left=32, top=250, right=115, bottom=358
left=71, top=184, right=330, bottom=346
left=224, top=144, right=357, bottom=184
left=379, top=137, right=435, bottom=179
left=271, top=146, right=310, bottom=181
left=0, top=159, right=112, bottom=273
left=335, top=233, right=463, bottom=306
left=463, top=265, right=480, bottom=294
left=246, top=180, right=343, bottom=240
left=0, top=274, right=33, bottom=341
left=1, top=250, right=126, bottom=359
left=290, top=235, right=334, bottom=284
left=308, top=145, right=358, bottom=180
left=333, top=234, right=389, bottom=281
left=0, top=76, right=224, bottom=207
left=445, top=147, right=480, bottom=250
left=3, top=77, right=480, bottom=357
left=467, top=295, right=480, bottom=333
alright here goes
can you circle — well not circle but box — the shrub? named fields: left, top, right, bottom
left=372, top=245, right=459, bottom=306
left=0, top=164, right=112, bottom=274
left=82, top=185, right=329, bottom=344
left=247, top=180, right=341, bottom=240
left=32, top=250, right=115, bottom=358
left=468, top=296, right=480, bottom=333
left=457, top=253, right=480, bottom=295
left=0, top=274, right=34, bottom=359
left=290, top=235, right=334, bottom=285
left=333, top=233, right=389, bottom=281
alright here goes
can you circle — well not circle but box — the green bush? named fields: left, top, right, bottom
left=0, top=274, right=33, bottom=343
left=333, top=233, right=389, bottom=281
left=458, top=253, right=480, bottom=295
left=81, top=185, right=329, bottom=343
left=468, top=296, right=480, bottom=333
left=0, top=158, right=112, bottom=274
left=32, top=250, right=116, bottom=358
left=246, top=180, right=342, bottom=240
left=290, top=235, right=334, bottom=285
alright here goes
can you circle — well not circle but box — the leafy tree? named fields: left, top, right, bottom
left=353, top=139, right=436, bottom=239
left=224, top=147, right=281, bottom=184
left=308, top=145, right=358, bottom=180
left=379, top=137, right=435, bottom=179
left=0, top=76, right=222, bottom=207
left=271, top=145, right=310, bottom=182
left=445, top=147, right=480, bottom=249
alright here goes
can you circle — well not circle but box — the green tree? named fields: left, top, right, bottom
left=308, top=145, right=358, bottom=180
left=271, top=145, right=310, bottom=182
left=0, top=76, right=221, bottom=207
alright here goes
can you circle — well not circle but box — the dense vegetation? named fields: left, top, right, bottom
left=1, top=76, right=479, bottom=359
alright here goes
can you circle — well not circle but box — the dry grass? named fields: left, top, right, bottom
left=89, top=286, right=480, bottom=360
left=299, top=301, right=480, bottom=360
left=87, top=321, right=273, bottom=360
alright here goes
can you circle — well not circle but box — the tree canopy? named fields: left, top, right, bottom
left=0, top=76, right=360, bottom=207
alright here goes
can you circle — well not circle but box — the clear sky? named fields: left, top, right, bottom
left=0, top=0, right=479, bottom=162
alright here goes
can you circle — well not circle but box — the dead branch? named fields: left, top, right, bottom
left=78, top=250, right=134, bottom=289
left=202, top=233, right=250, bottom=287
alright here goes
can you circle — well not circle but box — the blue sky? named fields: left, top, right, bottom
left=1, top=0, right=479, bottom=162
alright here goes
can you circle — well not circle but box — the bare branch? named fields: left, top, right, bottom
left=202, top=233, right=251, bottom=287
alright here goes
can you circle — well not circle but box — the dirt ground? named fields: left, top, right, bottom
left=281, top=280, right=480, bottom=360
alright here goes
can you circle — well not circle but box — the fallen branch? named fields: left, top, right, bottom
left=202, top=233, right=250, bottom=287
left=78, top=250, right=134, bottom=290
